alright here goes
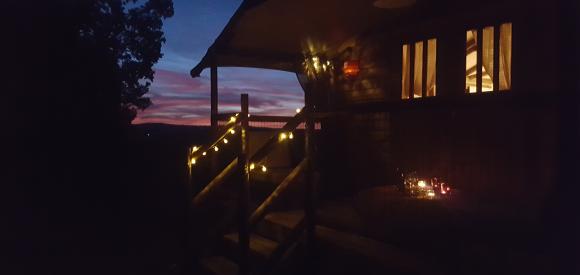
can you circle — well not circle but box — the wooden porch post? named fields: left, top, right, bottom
left=210, top=58, right=218, bottom=134
left=304, top=89, right=317, bottom=267
left=238, top=94, right=250, bottom=275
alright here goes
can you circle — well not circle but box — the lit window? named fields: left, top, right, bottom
left=402, top=38, right=437, bottom=99
left=465, top=23, right=512, bottom=93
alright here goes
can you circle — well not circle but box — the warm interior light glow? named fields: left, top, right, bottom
left=466, top=29, right=478, bottom=93
left=413, top=41, right=423, bottom=98
left=427, top=191, right=435, bottom=197
left=426, top=39, right=437, bottom=97
left=343, top=60, right=360, bottom=79
left=499, top=23, right=512, bottom=91
left=402, top=44, right=410, bottom=99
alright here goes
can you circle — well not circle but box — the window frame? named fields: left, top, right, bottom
left=465, top=22, right=512, bottom=94
left=402, top=37, right=437, bottom=100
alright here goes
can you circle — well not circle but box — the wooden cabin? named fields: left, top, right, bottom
left=187, top=1, right=578, bottom=274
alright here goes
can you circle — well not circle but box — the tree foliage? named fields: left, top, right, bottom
left=77, top=0, right=173, bottom=123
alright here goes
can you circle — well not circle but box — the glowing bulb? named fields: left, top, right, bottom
left=250, top=163, right=255, bottom=170
left=279, top=133, right=287, bottom=141
left=230, top=129, right=236, bottom=134
left=214, top=146, right=219, bottom=152
left=418, top=180, right=427, bottom=188
left=190, top=158, right=196, bottom=165
left=192, top=146, right=199, bottom=152
left=427, top=191, right=435, bottom=197
left=289, top=132, right=294, bottom=139
left=223, top=138, right=228, bottom=144
left=202, top=152, right=207, bottom=156
left=296, top=108, right=301, bottom=113
left=261, top=165, right=267, bottom=173
left=441, top=190, right=447, bottom=195
left=230, top=116, right=237, bottom=123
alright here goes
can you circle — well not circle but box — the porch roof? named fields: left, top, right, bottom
left=190, top=0, right=417, bottom=77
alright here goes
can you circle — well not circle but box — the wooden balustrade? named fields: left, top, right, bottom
left=248, top=158, right=308, bottom=229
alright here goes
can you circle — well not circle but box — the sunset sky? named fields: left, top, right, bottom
left=132, top=0, right=304, bottom=125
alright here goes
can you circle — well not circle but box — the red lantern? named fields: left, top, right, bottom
left=343, top=60, right=360, bottom=79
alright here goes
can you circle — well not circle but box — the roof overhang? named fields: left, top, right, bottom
left=190, top=0, right=417, bottom=77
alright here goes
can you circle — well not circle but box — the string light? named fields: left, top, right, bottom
left=230, top=129, right=236, bottom=134
left=250, top=163, right=255, bottom=170
left=214, top=146, right=219, bottom=152
left=192, top=146, right=199, bottom=153
left=202, top=152, right=207, bottom=156
left=279, top=132, right=287, bottom=141
left=289, top=132, right=294, bottom=139
left=223, top=138, right=228, bottom=144
left=190, top=158, right=196, bottom=165
left=296, top=108, right=301, bottom=113
left=261, top=165, right=267, bottom=173
left=230, top=116, right=237, bottom=123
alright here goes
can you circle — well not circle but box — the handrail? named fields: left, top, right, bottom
left=192, top=158, right=238, bottom=205
left=188, top=118, right=239, bottom=160
left=249, top=109, right=306, bottom=163
left=248, top=158, right=308, bottom=229
left=189, top=107, right=306, bottom=206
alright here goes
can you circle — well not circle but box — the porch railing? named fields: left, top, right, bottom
left=187, top=93, right=318, bottom=275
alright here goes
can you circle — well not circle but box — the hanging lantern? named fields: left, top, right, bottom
left=343, top=60, right=360, bottom=79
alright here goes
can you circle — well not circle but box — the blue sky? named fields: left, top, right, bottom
left=133, top=0, right=304, bottom=125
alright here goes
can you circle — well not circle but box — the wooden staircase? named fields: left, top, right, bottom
left=187, top=94, right=424, bottom=275
left=199, top=210, right=305, bottom=275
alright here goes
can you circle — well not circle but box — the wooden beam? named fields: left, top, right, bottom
left=303, top=89, right=317, bottom=262
left=237, top=94, right=250, bottom=275
left=476, top=28, right=483, bottom=93
left=248, top=158, right=308, bottom=229
left=192, top=158, right=238, bottom=206
left=210, top=61, right=218, bottom=134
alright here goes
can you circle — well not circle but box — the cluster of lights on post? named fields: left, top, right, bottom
left=188, top=109, right=302, bottom=174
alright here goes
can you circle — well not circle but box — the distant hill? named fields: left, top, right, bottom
left=129, top=123, right=212, bottom=146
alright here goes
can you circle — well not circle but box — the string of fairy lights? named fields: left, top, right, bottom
left=187, top=109, right=302, bottom=174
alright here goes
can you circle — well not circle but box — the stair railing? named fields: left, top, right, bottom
left=190, top=107, right=307, bottom=206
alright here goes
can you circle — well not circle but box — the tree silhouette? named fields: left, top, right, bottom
left=77, top=0, right=174, bottom=123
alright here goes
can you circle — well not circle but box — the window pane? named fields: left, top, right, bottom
left=482, top=26, right=494, bottom=92
left=426, top=39, right=437, bottom=97
left=414, top=41, right=423, bottom=98
left=499, top=23, right=512, bottom=91
left=465, top=29, right=477, bottom=93
left=402, top=44, right=410, bottom=99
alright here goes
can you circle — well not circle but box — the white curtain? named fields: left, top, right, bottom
left=499, top=23, right=512, bottom=90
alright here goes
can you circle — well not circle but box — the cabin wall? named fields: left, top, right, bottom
left=319, top=0, right=561, bottom=218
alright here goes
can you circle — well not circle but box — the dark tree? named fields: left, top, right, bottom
left=77, top=0, right=174, bottom=123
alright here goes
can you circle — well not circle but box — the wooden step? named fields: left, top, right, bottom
left=315, top=225, right=423, bottom=274
left=223, top=232, right=278, bottom=261
left=199, top=256, right=238, bottom=275
left=255, top=210, right=304, bottom=242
